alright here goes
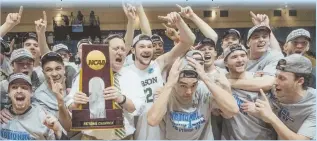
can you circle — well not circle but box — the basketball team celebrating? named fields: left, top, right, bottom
left=0, top=2, right=315, bottom=140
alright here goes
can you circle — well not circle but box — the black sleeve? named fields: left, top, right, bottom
left=58, top=132, right=70, bottom=140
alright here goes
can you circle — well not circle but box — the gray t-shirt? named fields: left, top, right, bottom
left=34, top=81, right=67, bottom=117
left=247, top=50, right=284, bottom=76
left=160, top=81, right=214, bottom=140
left=270, top=87, right=316, bottom=139
left=221, top=88, right=277, bottom=140
left=0, top=103, right=57, bottom=140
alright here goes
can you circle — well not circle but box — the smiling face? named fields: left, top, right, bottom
left=225, top=50, right=248, bottom=74
left=284, top=37, right=310, bottom=56
left=12, top=58, right=34, bottom=77
left=108, top=38, right=126, bottom=73
left=152, top=41, right=164, bottom=60
left=43, top=61, right=65, bottom=85
left=8, top=80, right=32, bottom=114
left=133, top=40, right=153, bottom=67
left=248, top=30, right=270, bottom=55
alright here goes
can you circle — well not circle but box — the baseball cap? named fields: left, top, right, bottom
left=223, top=44, right=248, bottom=61
left=195, top=38, right=216, bottom=50
left=247, top=24, right=271, bottom=41
left=132, top=34, right=152, bottom=47
left=276, top=54, right=312, bottom=74
left=77, top=39, right=92, bottom=48
left=178, top=50, right=203, bottom=79
left=10, top=48, right=34, bottom=64
left=151, top=34, right=164, bottom=43
left=41, top=51, right=64, bottom=68
left=8, top=73, right=32, bottom=87
left=52, top=43, right=69, bottom=53
left=22, top=32, right=38, bottom=43
left=286, top=29, right=311, bottom=43
left=222, top=29, right=241, bottom=39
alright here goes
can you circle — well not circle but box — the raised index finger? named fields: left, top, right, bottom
left=259, top=89, right=269, bottom=102
left=176, top=4, right=183, bottom=10
left=18, top=6, right=23, bottom=16
left=161, top=23, right=169, bottom=29
left=43, top=11, right=47, bottom=21
left=250, top=11, right=256, bottom=18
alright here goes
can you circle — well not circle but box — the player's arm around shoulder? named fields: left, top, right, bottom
left=156, top=12, right=196, bottom=71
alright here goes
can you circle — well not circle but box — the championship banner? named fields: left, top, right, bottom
left=71, top=44, right=124, bottom=130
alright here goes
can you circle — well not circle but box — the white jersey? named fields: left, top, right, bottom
left=125, top=61, right=164, bottom=140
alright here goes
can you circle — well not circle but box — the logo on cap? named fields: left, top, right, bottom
left=86, top=50, right=106, bottom=70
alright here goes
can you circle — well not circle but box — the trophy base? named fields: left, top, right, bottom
left=71, top=109, right=124, bottom=130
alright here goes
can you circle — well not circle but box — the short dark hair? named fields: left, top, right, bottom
left=102, top=34, right=125, bottom=48
left=41, top=52, right=64, bottom=68
left=294, top=73, right=311, bottom=90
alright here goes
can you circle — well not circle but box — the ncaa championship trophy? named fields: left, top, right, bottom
left=71, top=44, right=124, bottom=130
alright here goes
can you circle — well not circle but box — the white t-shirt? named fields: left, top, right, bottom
left=125, top=61, right=165, bottom=140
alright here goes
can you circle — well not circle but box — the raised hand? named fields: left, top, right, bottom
left=103, top=86, right=124, bottom=103
left=35, top=11, right=47, bottom=34
left=176, top=4, right=196, bottom=19
left=42, top=110, right=62, bottom=138
left=162, top=23, right=179, bottom=41
left=158, top=12, right=182, bottom=27
left=167, top=57, right=182, bottom=84
left=123, top=2, right=136, bottom=21
left=49, top=76, right=65, bottom=103
left=186, top=56, right=206, bottom=78
left=5, top=6, right=23, bottom=27
left=250, top=11, right=270, bottom=26
left=254, top=89, right=275, bottom=123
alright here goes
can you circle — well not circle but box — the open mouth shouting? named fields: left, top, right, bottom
left=204, top=55, right=212, bottom=60
left=14, top=94, right=26, bottom=108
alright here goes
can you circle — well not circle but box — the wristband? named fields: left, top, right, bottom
left=118, top=95, right=126, bottom=105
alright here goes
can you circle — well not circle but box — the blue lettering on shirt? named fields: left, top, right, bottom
left=233, top=94, right=247, bottom=115
left=0, top=129, right=34, bottom=140
left=169, top=109, right=205, bottom=132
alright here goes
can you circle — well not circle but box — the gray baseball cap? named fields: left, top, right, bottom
left=286, top=28, right=311, bottom=43
left=132, top=34, right=152, bottom=47
left=276, top=54, right=312, bottom=74
left=8, top=73, right=32, bottom=87
left=223, top=44, right=248, bottom=61
left=247, top=24, right=271, bottom=41
left=52, top=43, right=69, bottom=52
left=10, top=48, right=34, bottom=64
left=179, top=50, right=202, bottom=79
left=223, top=29, right=241, bottom=39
